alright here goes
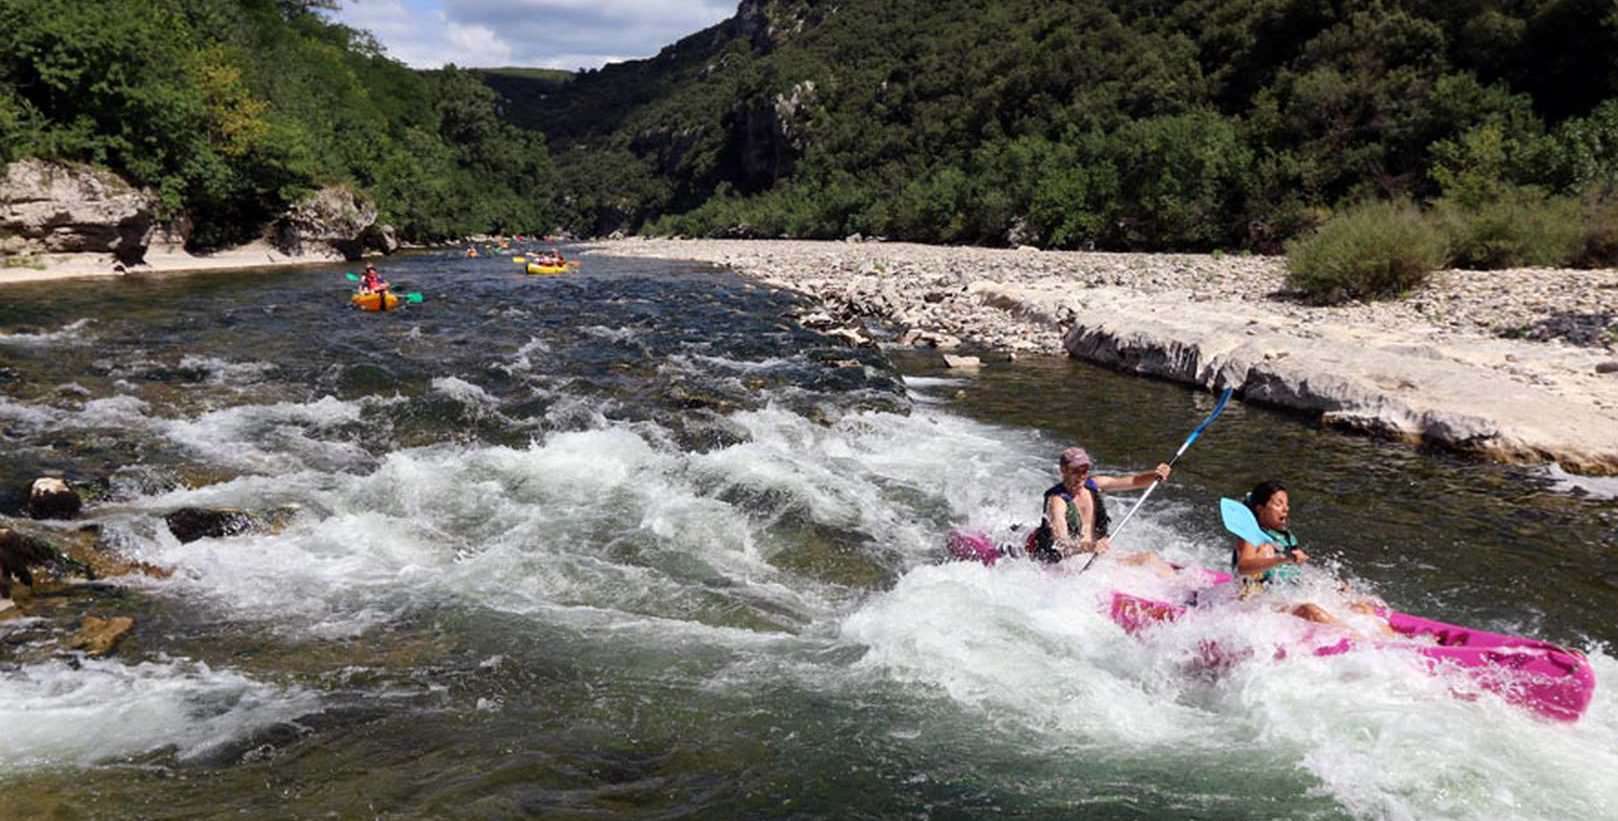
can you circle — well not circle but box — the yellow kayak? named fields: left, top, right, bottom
left=526, top=263, right=566, bottom=275
left=513, top=256, right=526, bottom=263
left=351, top=291, right=400, bottom=312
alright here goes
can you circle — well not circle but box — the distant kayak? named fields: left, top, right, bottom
left=526, top=263, right=566, bottom=275
left=351, top=291, right=400, bottom=312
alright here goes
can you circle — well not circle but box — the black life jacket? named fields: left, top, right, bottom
left=1031, top=479, right=1109, bottom=563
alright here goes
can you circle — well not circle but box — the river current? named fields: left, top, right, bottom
left=1, top=250, right=1615, bottom=819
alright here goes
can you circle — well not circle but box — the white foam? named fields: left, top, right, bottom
left=840, top=555, right=1618, bottom=820
left=0, top=318, right=94, bottom=347
left=177, top=355, right=278, bottom=386
left=901, top=375, right=969, bottom=388
left=0, top=656, right=317, bottom=769
left=156, top=395, right=381, bottom=474
left=1540, top=463, right=1618, bottom=500
left=431, top=376, right=497, bottom=407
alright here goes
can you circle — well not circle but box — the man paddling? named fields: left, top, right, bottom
left=1030, top=446, right=1176, bottom=574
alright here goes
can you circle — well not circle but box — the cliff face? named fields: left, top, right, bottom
left=490, top=0, right=833, bottom=224
left=0, top=159, right=158, bottom=264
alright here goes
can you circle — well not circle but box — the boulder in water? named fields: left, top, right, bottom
left=0, top=526, right=57, bottom=598
left=27, top=477, right=83, bottom=520
left=164, top=507, right=255, bottom=544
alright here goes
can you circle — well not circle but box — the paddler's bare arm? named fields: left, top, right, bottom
left=1092, top=463, right=1171, bottom=492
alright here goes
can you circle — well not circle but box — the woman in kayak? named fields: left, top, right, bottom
left=1232, top=480, right=1333, bottom=623
left=1233, top=480, right=1388, bottom=629
left=1031, top=446, right=1176, bottom=574
left=359, top=262, right=389, bottom=294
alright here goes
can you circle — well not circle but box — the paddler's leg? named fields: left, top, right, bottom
left=1290, top=602, right=1337, bottom=624
left=1117, top=550, right=1179, bottom=578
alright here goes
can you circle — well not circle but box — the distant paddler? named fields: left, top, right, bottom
left=359, top=262, right=389, bottom=294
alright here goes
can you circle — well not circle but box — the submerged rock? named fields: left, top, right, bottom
left=65, top=615, right=134, bottom=657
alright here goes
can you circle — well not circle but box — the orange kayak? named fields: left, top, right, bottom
left=351, top=291, right=400, bottom=312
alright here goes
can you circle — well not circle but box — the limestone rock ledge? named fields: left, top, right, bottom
left=970, top=284, right=1618, bottom=475
left=0, top=158, right=157, bottom=264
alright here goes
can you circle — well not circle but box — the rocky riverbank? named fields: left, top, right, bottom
left=586, top=238, right=1618, bottom=475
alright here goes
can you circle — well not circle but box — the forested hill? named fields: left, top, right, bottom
left=0, top=0, right=561, bottom=249
left=511, top=0, right=1618, bottom=251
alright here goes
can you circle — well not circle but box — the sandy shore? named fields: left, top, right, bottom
left=0, top=240, right=367, bottom=285
left=585, top=238, right=1618, bottom=474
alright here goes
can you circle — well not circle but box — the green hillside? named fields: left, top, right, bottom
left=518, top=0, right=1618, bottom=251
left=0, top=0, right=561, bottom=248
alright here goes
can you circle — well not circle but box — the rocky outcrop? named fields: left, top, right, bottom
left=272, top=186, right=376, bottom=261
left=729, top=80, right=814, bottom=191
left=1051, top=297, right=1618, bottom=473
left=0, top=158, right=158, bottom=264
left=364, top=222, right=400, bottom=255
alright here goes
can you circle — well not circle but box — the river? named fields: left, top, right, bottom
left=1, top=250, right=1614, bottom=819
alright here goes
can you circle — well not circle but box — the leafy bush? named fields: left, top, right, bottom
left=1571, top=191, right=1618, bottom=269
left=1285, top=200, right=1448, bottom=302
left=1430, top=190, right=1584, bottom=269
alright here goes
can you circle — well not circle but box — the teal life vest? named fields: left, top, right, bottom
left=1235, top=526, right=1300, bottom=594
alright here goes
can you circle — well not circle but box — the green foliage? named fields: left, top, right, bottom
left=0, top=0, right=559, bottom=248
left=1570, top=190, right=1618, bottom=268
left=511, top=0, right=1618, bottom=249
left=1431, top=189, right=1585, bottom=269
left=1285, top=200, right=1448, bottom=303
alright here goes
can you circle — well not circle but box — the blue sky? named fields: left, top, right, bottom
left=330, top=0, right=736, bottom=70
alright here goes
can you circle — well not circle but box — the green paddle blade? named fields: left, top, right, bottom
left=1220, top=497, right=1277, bottom=546
left=345, top=272, right=360, bottom=281
left=403, top=292, right=424, bottom=303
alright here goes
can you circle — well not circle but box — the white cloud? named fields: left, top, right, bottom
left=331, top=0, right=734, bottom=70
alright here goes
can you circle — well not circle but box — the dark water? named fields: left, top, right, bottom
left=1, top=250, right=1614, bottom=820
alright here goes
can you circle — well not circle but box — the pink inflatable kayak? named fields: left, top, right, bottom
left=948, top=529, right=1596, bottom=722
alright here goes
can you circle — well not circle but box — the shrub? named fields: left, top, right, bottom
left=1571, top=190, right=1618, bottom=269
left=1430, top=190, right=1584, bottom=269
left=1285, top=200, right=1448, bottom=303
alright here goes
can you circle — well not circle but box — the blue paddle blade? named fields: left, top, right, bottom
left=345, top=272, right=360, bottom=282
left=403, top=292, right=424, bottom=303
left=1220, top=497, right=1277, bottom=546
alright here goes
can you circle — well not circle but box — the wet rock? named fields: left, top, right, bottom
left=66, top=615, right=134, bottom=657
left=164, top=507, right=255, bottom=544
left=942, top=354, right=981, bottom=369
left=27, top=477, right=82, bottom=520
left=1597, top=361, right=1618, bottom=375
left=0, top=527, right=55, bottom=598
left=824, top=327, right=874, bottom=348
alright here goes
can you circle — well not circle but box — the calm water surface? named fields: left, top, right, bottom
left=1, top=250, right=1614, bottom=819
